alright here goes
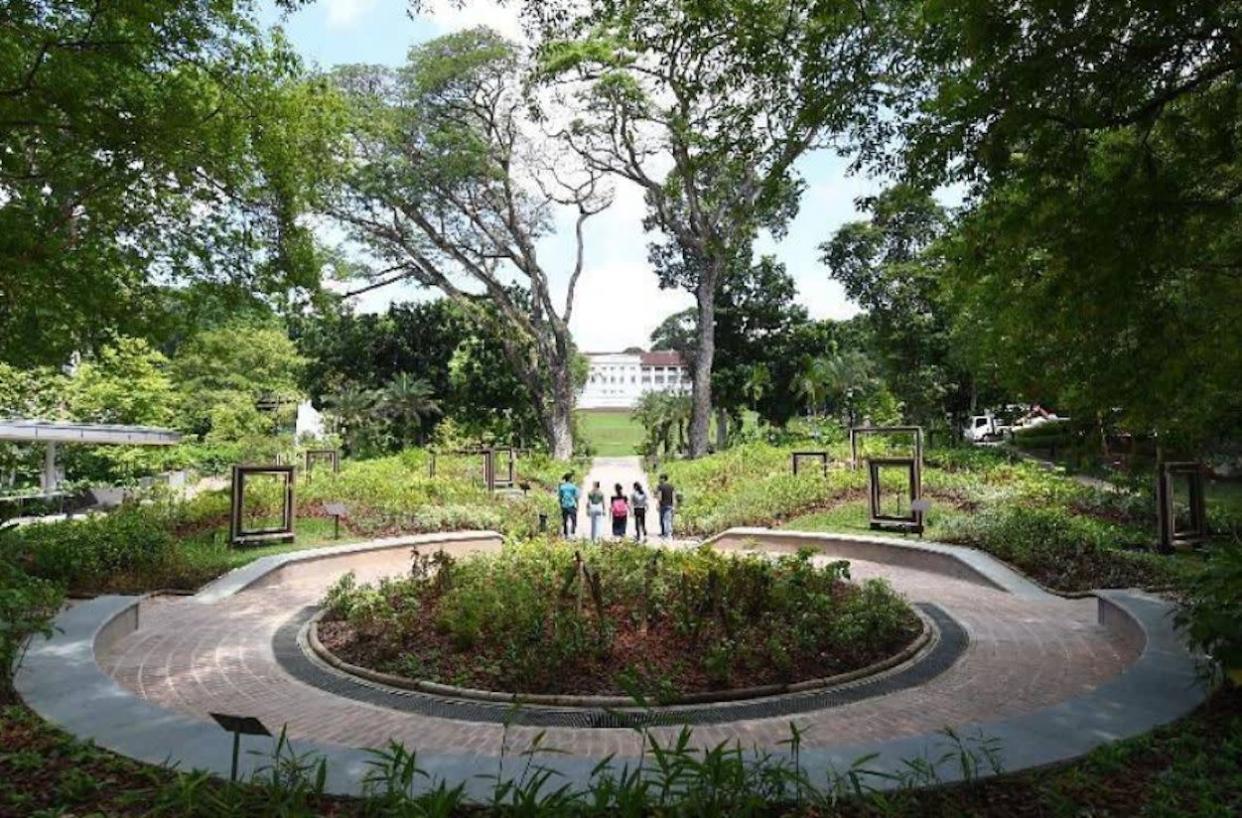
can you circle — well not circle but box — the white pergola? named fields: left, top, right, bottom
left=0, top=420, right=182, bottom=494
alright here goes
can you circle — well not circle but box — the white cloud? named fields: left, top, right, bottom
left=568, top=261, right=694, bottom=351
left=423, top=0, right=525, bottom=43
left=323, top=0, right=377, bottom=28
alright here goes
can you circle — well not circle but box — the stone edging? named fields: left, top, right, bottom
left=191, top=529, right=504, bottom=603
left=14, top=530, right=1212, bottom=798
left=304, top=605, right=934, bottom=708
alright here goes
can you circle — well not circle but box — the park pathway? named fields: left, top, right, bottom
left=574, top=455, right=655, bottom=541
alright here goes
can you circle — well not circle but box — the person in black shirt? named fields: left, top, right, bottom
left=656, top=473, right=676, bottom=539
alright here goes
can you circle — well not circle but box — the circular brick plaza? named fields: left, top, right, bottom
left=18, top=529, right=1207, bottom=798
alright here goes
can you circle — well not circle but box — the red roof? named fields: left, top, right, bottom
left=640, top=350, right=684, bottom=367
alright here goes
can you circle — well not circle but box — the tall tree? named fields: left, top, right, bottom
left=534, top=0, right=899, bottom=455
left=821, top=185, right=977, bottom=424
left=0, top=1, right=340, bottom=366
left=892, top=0, right=1242, bottom=448
left=330, top=28, right=609, bottom=458
left=651, top=256, right=810, bottom=444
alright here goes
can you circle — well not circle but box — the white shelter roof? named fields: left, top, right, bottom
left=0, top=419, right=181, bottom=446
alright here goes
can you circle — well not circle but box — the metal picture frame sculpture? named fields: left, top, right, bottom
left=867, top=457, right=925, bottom=534
left=791, top=451, right=829, bottom=477
left=1156, top=461, right=1208, bottom=552
left=486, top=447, right=516, bottom=490
left=229, top=465, right=295, bottom=547
left=849, top=425, right=924, bottom=471
left=431, top=447, right=517, bottom=492
left=303, top=448, right=340, bottom=478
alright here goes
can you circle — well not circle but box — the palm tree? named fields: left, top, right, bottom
left=743, top=363, right=771, bottom=407
left=380, top=374, right=441, bottom=446
left=822, top=351, right=874, bottom=427
left=326, top=384, right=378, bottom=454
left=793, top=357, right=830, bottom=419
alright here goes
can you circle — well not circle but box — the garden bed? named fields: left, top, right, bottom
left=316, top=539, right=921, bottom=699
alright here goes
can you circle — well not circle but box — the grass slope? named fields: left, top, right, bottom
left=577, top=409, right=645, bottom=456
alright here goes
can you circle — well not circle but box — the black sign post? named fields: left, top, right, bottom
left=209, top=712, right=272, bottom=782
left=323, top=502, right=348, bottom=540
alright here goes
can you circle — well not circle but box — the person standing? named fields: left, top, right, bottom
left=610, top=483, right=629, bottom=539
left=586, top=481, right=606, bottom=542
left=557, top=472, right=579, bottom=537
left=630, top=481, right=648, bottom=542
left=657, top=473, right=676, bottom=539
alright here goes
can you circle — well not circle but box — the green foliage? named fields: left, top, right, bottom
left=821, top=186, right=980, bottom=425
left=1176, top=543, right=1242, bottom=673
left=0, top=505, right=176, bottom=590
left=0, top=562, right=63, bottom=696
left=299, top=450, right=564, bottom=540
left=330, top=29, right=594, bottom=458
left=322, top=539, right=917, bottom=695
left=632, top=391, right=693, bottom=458
left=940, top=506, right=1172, bottom=592
left=67, top=337, right=177, bottom=426
left=0, top=0, right=341, bottom=366
left=534, top=0, right=899, bottom=455
left=172, top=321, right=307, bottom=438
left=891, top=0, right=1242, bottom=448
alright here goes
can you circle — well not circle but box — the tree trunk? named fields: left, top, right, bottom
left=715, top=406, right=728, bottom=450
left=689, top=271, right=716, bottom=457
left=544, top=365, right=576, bottom=461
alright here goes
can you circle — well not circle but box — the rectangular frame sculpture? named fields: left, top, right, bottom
left=1156, top=461, right=1208, bottom=552
left=485, top=447, right=516, bottom=491
left=229, top=464, right=295, bottom=547
left=850, top=425, right=924, bottom=474
left=791, top=451, right=829, bottom=477
left=867, top=457, right=924, bottom=534
left=303, top=448, right=340, bottom=478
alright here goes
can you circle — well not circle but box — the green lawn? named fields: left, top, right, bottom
left=576, top=409, right=645, bottom=456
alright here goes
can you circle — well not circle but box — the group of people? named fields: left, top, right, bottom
left=557, top=473, right=677, bottom=542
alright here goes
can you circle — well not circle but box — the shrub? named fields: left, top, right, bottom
left=0, top=506, right=175, bottom=590
left=1176, top=543, right=1242, bottom=676
left=320, top=539, right=919, bottom=695
left=940, top=506, right=1173, bottom=592
left=0, top=561, right=63, bottom=698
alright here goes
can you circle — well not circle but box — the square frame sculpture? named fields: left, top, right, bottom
left=791, top=451, right=829, bottom=477
left=229, top=465, right=295, bottom=546
left=303, top=448, right=340, bottom=478
left=867, top=457, right=924, bottom=534
left=850, top=425, right=924, bottom=472
left=1157, top=461, right=1207, bottom=552
left=486, top=447, right=516, bottom=490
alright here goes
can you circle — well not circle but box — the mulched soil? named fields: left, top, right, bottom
left=318, top=582, right=921, bottom=697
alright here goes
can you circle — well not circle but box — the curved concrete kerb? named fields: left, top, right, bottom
left=16, top=528, right=1212, bottom=799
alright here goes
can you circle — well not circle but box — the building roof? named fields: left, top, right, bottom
left=583, top=349, right=685, bottom=366
left=0, top=419, right=182, bottom=446
left=640, top=350, right=684, bottom=367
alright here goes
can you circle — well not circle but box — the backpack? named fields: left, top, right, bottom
left=611, top=497, right=628, bottom=517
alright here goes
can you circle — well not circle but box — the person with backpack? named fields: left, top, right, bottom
left=586, top=481, right=606, bottom=542
left=630, top=481, right=648, bottom=542
left=610, top=483, right=630, bottom=539
left=557, top=472, right=579, bottom=537
left=657, top=473, right=676, bottom=539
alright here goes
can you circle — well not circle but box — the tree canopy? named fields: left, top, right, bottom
left=888, top=0, right=1242, bottom=448
left=0, top=0, right=341, bottom=366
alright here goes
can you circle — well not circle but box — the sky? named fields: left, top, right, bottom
left=265, top=0, right=883, bottom=351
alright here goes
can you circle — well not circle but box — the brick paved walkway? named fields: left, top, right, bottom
left=96, top=534, right=1137, bottom=759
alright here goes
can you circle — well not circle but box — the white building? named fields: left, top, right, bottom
left=578, top=349, right=691, bottom=409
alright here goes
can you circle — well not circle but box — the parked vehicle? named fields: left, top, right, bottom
left=964, top=412, right=1013, bottom=442
left=964, top=406, right=1067, bottom=443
